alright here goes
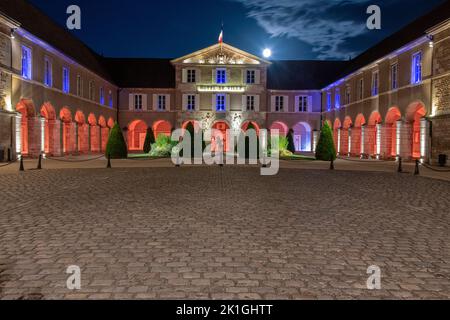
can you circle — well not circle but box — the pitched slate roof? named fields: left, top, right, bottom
left=104, top=58, right=175, bottom=88
left=267, top=60, right=349, bottom=90
left=0, top=0, right=113, bottom=82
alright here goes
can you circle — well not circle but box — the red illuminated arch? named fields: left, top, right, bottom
left=40, top=103, right=56, bottom=155
left=75, top=111, right=88, bottom=153
left=88, top=113, right=100, bottom=153
left=88, top=113, right=97, bottom=126
left=153, top=120, right=172, bottom=139
left=241, top=121, right=260, bottom=135
left=16, top=99, right=36, bottom=156
left=333, top=118, right=341, bottom=151
left=270, top=121, right=288, bottom=136
left=128, top=120, right=148, bottom=151
left=107, top=118, right=115, bottom=128
left=407, top=101, right=426, bottom=159
left=211, top=120, right=230, bottom=152
left=366, top=111, right=382, bottom=156
left=98, top=116, right=108, bottom=152
left=59, top=107, right=74, bottom=154
left=385, top=107, right=402, bottom=157
left=352, top=114, right=366, bottom=156
left=341, top=116, right=353, bottom=155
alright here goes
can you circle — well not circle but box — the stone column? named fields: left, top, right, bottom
left=312, top=130, right=319, bottom=152
left=27, top=117, right=43, bottom=158
left=360, top=125, right=365, bottom=156
left=348, top=128, right=352, bottom=156
left=40, top=117, right=45, bottom=155
left=74, top=122, right=79, bottom=153
left=88, top=124, right=92, bottom=152
left=99, top=125, right=102, bottom=152
left=60, top=120, right=65, bottom=154
left=337, top=128, right=341, bottom=155
left=14, top=113, right=22, bottom=158
left=376, top=123, right=382, bottom=157
left=396, top=120, right=402, bottom=158
left=420, top=118, right=428, bottom=161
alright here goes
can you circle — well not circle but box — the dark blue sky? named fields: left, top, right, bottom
left=28, top=0, right=445, bottom=60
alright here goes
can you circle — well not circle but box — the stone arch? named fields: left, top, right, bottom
left=341, top=116, right=353, bottom=155
left=40, top=103, right=57, bottom=155
left=269, top=121, right=288, bottom=136
left=75, top=111, right=89, bottom=153
left=292, top=122, right=312, bottom=152
left=385, top=107, right=402, bottom=157
left=333, top=118, right=341, bottom=152
left=128, top=120, right=148, bottom=151
left=352, top=114, right=366, bottom=156
left=16, top=99, right=37, bottom=156
left=367, top=111, right=382, bottom=156
left=406, top=101, right=427, bottom=159
left=211, top=120, right=230, bottom=152
left=107, top=118, right=115, bottom=129
left=60, top=107, right=74, bottom=154
left=182, top=120, right=202, bottom=133
left=98, top=116, right=108, bottom=152
left=88, top=113, right=100, bottom=153
left=153, top=120, right=172, bottom=139
left=241, top=121, right=260, bottom=135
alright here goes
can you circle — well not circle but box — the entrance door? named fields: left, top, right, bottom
left=212, top=122, right=229, bottom=152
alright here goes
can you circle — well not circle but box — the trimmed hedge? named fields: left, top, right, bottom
left=105, top=123, right=128, bottom=159
left=315, top=121, right=337, bottom=161
left=143, top=126, right=155, bottom=153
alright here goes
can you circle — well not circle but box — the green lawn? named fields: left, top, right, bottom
left=280, top=154, right=316, bottom=161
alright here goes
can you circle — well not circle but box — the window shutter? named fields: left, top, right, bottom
left=255, top=95, right=260, bottom=112
left=182, top=94, right=187, bottom=111
left=308, top=96, right=313, bottom=112
left=129, top=94, right=134, bottom=110
left=196, top=68, right=201, bottom=83
left=241, top=70, right=245, bottom=84
left=284, top=96, right=289, bottom=112
left=152, top=94, right=158, bottom=111
left=166, top=94, right=171, bottom=111
left=212, top=69, right=216, bottom=84
left=195, top=94, right=200, bottom=111
left=142, top=94, right=148, bottom=111
left=241, top=95, right=247, bottom=112
left=226, top=94, right=230, bottom=111
left=255, top=70, right=261, bottom=84
left=226, top=69, right=230, bottom=84
left=271, top=96, right=275, bottom=112
left=182, top=69, right=187, bottom=83
left=212, top=94, right=216, bottom=111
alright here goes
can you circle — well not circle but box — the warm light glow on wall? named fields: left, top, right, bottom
left=197, top=85, right=246, bottom=93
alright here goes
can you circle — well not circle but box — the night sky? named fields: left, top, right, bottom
left=28, top=0, right=446, bottom=60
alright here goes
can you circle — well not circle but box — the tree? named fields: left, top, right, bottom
left=143, top=126, right=155, bottom=153
left=106, top=123, right=128, bottom=159
left=315, top=121, right=337, bottom=163
left=287, top=129, right=296, bottom=154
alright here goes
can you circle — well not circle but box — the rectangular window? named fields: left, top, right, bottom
left=21, top=45, right=32, bottom=80
left=134, top=94, right=143, bottom=110
left=109, top=90, right=113, bottom=107
left=297, top=96, right=308, bottom=112
left=62, top=67, right=70, bottom=93
left=359, top=79, right=364, bottom=100
left=372, top=71, right=379, bottom=96
left=326, top=92, right=332, bottom=111
left=246, top=70, right=255, bottom=84
left=335, top=89, right=341, bottom=109
left=275, top=96, right=284, bottom=112
left=246, top=95, right=255, bottom=111
left=412, top=52, right=422, bottom=84
left=76, top=75, right=82, bottom=97
left=187, top=95, right=196, bottom=111
left=187, top=69, right=196, bottom=83
left=158, top=95, right=166, bottom=111
left=345, top=87, right=351, bottom=105
left=100, top=87, right=105, bottom=105
left=391, top=63, right=398, bottom=90
left=44, top=58, right=52, bottom=87
left=216, top=69, right=226, bottom=84
left=216, top=94, right=226, bottom=112
left=89, top=81, right=96, bottom=100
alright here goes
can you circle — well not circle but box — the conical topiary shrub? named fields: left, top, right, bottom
left=105, top=123, right=128, bottom=159
left=143, top=126, right=155, bottom=153
left=287, top=129, right=296, bottom=154
left=315, top=121, right=336, bottom=161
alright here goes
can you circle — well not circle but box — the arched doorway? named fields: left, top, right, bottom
left=98, top=116, right=108, bottom=152
left=75, top=111, right=88, bottom=153
left=341, top=116, right=353, bottom=155
left=128, top=120, right=147, bottom=151
left=270, top=121, right=288, bottom=137
left=292, top=122, right=312, bottom=152
left=211, top=121, right=230, bottom=152
left=107, top=118, right=115, bottom=129
left=352, top=114, right=366, bottom=156
left=153, top=120, right=172, bottom=139
left=407, top=102, right=426, bottom=159
left=40, top=103, right=56, bottom=155
left=241, top=121, right=260, bottom=135
left=60, top=107, right=73, bottom=154
left=88, top=113, right=100, bottom=152
left=367, top=112, right=382, bottom=156
left=385, top=107, right=401, bottom=157
left=16, top=99, right=36, bottom=156
left=333, top=119, right=341, bottom=152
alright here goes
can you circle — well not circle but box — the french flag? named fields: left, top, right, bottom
left=218, top=25, right=223, bottom=43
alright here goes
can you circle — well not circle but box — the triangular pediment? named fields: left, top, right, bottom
left=171, top=43, right=270, bottom=66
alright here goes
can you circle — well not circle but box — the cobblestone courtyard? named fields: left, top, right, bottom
left=0, top=166, right=449, bottom=299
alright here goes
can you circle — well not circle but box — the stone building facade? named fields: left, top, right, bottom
left=0, top=0, right=449, bottom=164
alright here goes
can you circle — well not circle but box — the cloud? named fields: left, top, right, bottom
left=231, top=0, right=371, bottom=59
